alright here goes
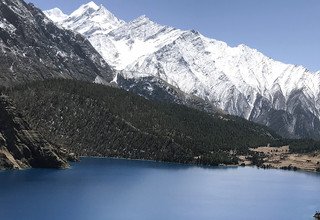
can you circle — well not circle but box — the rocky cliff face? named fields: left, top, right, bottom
left=0, top=0, right=114, bottom=87
left=0, top=95, right=69, bottom=170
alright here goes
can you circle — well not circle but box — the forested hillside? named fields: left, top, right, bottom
left=6, top=79, right=281, bottom=165
left=0, top=95, right=70, bottom=170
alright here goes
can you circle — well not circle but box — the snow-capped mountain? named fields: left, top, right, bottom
left=45, top=2, right=320, bottom=139
left=45, top=1, right=125, bottom=63
left=0, top=0, right=114, bottom=86
left=43, top=7, right=67, bottom=23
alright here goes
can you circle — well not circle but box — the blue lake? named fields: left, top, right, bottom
left=0, top=158, right=319, bottom=220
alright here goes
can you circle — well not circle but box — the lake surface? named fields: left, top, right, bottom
left=0, top=158, right=319, bottom=220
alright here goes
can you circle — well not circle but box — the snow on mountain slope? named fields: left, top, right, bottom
left=102, top=16, right=184, bottom=69
left=45, top=1, right=124, bottom=36
left=43, top=7, right=67, bottom=23
left=126, top=31, right=320, bottom=117
left=0, top=0, right=113, bottom=86
left=45, top=1, right=125, bottom=67
left=45, top=2, right=320, bottom=139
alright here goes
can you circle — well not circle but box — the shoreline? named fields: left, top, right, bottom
left=78, top=155, right=239, bottom=169
left=2, top=153, right=319, bottom=174
left=78, top=155, right=319, bottom=174
left=239, top=146, right=320, bottom=173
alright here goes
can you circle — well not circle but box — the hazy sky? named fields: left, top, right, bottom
left=28, top=0, right=320, bottom=72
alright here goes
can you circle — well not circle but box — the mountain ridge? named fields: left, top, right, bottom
left=0, top=0, right=114, bottom=87
left=45, top=2, right=320, bottom=139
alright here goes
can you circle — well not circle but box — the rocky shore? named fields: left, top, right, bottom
left=0, top=95, right=72, bottom=170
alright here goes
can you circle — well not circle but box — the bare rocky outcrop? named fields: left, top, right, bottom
left=0, top=95, right=69, bottom=170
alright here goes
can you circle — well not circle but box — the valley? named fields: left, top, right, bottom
left=0, top=0, right=319, bottom=173
left=0, top=1, right=320, bottom=218
left=5, top=79, right=280, bottom=167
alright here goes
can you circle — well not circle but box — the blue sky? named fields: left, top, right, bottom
left=28, top=0, right=320, bottom=72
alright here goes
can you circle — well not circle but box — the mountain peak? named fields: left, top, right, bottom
left=45, top=2, right=125, bottom=35
left=69, top=1, right=99, bottom=18
left=128, top=15, right=160, bottom=28
left=94, top=4, right=122, bottom=22
left=49, top=7, right=64, bottom=13
left=44, top=7, right=68, bottom=23
left=83, top=1, right=100, bottom=10
left=133, top=15, right=151, bottom=23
